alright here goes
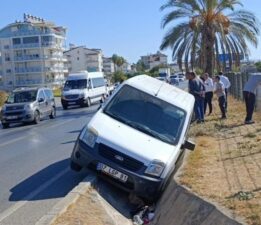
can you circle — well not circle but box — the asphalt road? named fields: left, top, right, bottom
left=0, top=99, right=98, bottom=225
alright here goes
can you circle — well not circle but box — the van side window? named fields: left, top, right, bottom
left=44, top=89, right=53, bottom=99
left=92, top=78, right=105, bottom=88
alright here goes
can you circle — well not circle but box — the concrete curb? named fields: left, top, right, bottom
left=36, top=175, right=96, bottom=225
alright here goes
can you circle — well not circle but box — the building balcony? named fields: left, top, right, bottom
left=45, top=66, right=68, bottom=73
left=41, top=42, right=65, bottom=50
left=13, top=43, right=40, bottom=49
left=15, top=67, right=43, bottom=74
left=14, top=55, right=41, bottom=62
left=15, top=79, right=42, bottom=86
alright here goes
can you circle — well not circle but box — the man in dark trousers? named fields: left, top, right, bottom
left=203, top=73, right=214, bottom=115
left=243, top=73, right=261, bottom=124
left=186, top=72, right=205, bottom=123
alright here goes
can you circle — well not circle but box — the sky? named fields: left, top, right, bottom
left=0, top=0, right=260, bottom=64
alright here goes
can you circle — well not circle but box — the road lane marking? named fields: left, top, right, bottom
left=0, top=135, right=28, bottom=147
left=0, top=167, right=70, bottom=223
left=0, top=119, right=75, bottom=148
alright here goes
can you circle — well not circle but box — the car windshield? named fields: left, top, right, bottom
left=6, top=90, right=37, bottom=103
left=103, top=85, right=186, bottom=145
left=64, top=79, right=87, bottom=90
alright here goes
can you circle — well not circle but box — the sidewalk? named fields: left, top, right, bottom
left=178, top=96, right=261, bottom=225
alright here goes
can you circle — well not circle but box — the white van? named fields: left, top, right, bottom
left=61, top=71, right=107, bottom=109
left=70, top=75, right=195, bottom=200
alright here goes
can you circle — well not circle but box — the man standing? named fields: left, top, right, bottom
left=203, top=73, right=214, bottom=115
left=186, top=72, right=205, bottom=123
left=243, top=73, right=261, bottom=124
left=219, top=72, right=231, bottom=111
left=214, top=75, right=226, bottom=119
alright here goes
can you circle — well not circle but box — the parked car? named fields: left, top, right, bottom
left=0, top=87, right=56, bottom=128
left=178, top=74, right=185, bottom=81
left=70, top=75, right=195, bottom=200
left=61, top=71, right=107, bottom=109
left=170, top=75, right=179, bottom=85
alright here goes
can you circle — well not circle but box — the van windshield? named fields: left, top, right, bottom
left=64, top=79, right=87, bottom=90
left=6, top=91, right=37, bottom=104
left=103, top=85, right=186, bottom=145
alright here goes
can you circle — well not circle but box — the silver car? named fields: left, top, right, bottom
left=0, top=87, right=56, bottom=129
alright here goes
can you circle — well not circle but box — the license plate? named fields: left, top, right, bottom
left=97, top=163, right=128, bottom=182
left=68, top=102, right=76, bottom=105
left=7, top=115, right=18, bottom=119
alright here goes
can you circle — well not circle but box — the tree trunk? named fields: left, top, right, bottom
left=203, top=25, right=215, bottom=76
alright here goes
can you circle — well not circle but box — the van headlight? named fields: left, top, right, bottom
left=24, top=103, right=33, bottom=111
left=79, top=127, right=98, bottom=148
left=145, top=160, right=165, bottom=177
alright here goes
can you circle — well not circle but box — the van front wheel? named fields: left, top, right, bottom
left=86, top=98, right=91, bottom=107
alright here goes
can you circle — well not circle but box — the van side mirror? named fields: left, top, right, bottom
left=182, top=139, right=195, bottom=151
left=38, top=98, right=44, bottom=103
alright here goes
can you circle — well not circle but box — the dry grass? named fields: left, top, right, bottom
left=179, top=96, right=261, bottom=225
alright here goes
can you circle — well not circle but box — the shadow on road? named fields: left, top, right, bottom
left=9, top=158, right=87, bottom=202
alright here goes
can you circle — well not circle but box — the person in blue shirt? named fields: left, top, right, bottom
left=243, top=74, right=261, bottom=124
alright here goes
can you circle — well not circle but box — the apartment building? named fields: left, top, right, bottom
left=64, top=46, right=103, bottom=74
left=140, top=51, right=168, bottom=70
left=0, top=14, right=67, bottom=90
left=102, top=57, right=115, bottom=75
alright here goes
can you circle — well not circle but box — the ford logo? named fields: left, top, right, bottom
left=114, top=155, right=124, bottom=161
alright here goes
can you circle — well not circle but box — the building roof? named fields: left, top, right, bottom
left=63, top=46, right=102, bottom=54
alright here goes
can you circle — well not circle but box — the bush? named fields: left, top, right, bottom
left=0, top=91, right=8, bottom=107
left=53, top=88, right=61, bottom=97
left=112, top=71, right=127, bottom=83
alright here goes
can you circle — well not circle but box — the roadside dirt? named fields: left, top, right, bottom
left=178, top=96, right=261, bottom=225
left=52, top=187, right=116, bottom=225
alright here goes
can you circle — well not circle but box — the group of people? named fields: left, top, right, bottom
left=186, top=71, right=261, bottom=124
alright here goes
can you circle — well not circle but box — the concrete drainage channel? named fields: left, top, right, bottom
left=36, top=173, right=244, bottom=225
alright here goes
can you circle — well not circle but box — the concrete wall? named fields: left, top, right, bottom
left=226, top=73, right=261, bottom=112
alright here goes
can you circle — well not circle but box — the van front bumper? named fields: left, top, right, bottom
left=1, top=111, right=34, bottom=124
left=71, top=140, right=164, bottom=200
left=61, top=97, right=86, bottom=106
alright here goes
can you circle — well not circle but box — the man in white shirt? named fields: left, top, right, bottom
left=203, top=73, right=214, bottom=115
left=219, top=72, right=231, bottom=111
left=214, top=75, right=226, bottom=119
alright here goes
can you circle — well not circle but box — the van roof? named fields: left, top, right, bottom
left=67, top=71, right=104, bottom=80
left=124, top=75, right=194, bottom=112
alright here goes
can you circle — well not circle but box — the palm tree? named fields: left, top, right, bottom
left=160, top=0, right=260, bottom=75
left=112, top=54, right=126, bottom=72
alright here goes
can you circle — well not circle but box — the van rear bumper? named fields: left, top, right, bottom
left=71, top=140, right=164, bottom=200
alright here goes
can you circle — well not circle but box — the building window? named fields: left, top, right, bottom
left=77, top=57, right=79, bottom=61
left=23, top=36, right=39, bottom=44
left=6, top=69, right=12, bottom=73
left=13, top=38, right=21, bottom=45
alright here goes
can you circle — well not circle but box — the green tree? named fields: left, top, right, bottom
left=112, top=54, right=126, bottom=72
left=136, top=60, right=146, bottom=72
left=255, top=61, right=261, bottom=72
left=112, top=71, right=127, bottom=83
left=160, top=0, right=260, bottom=75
